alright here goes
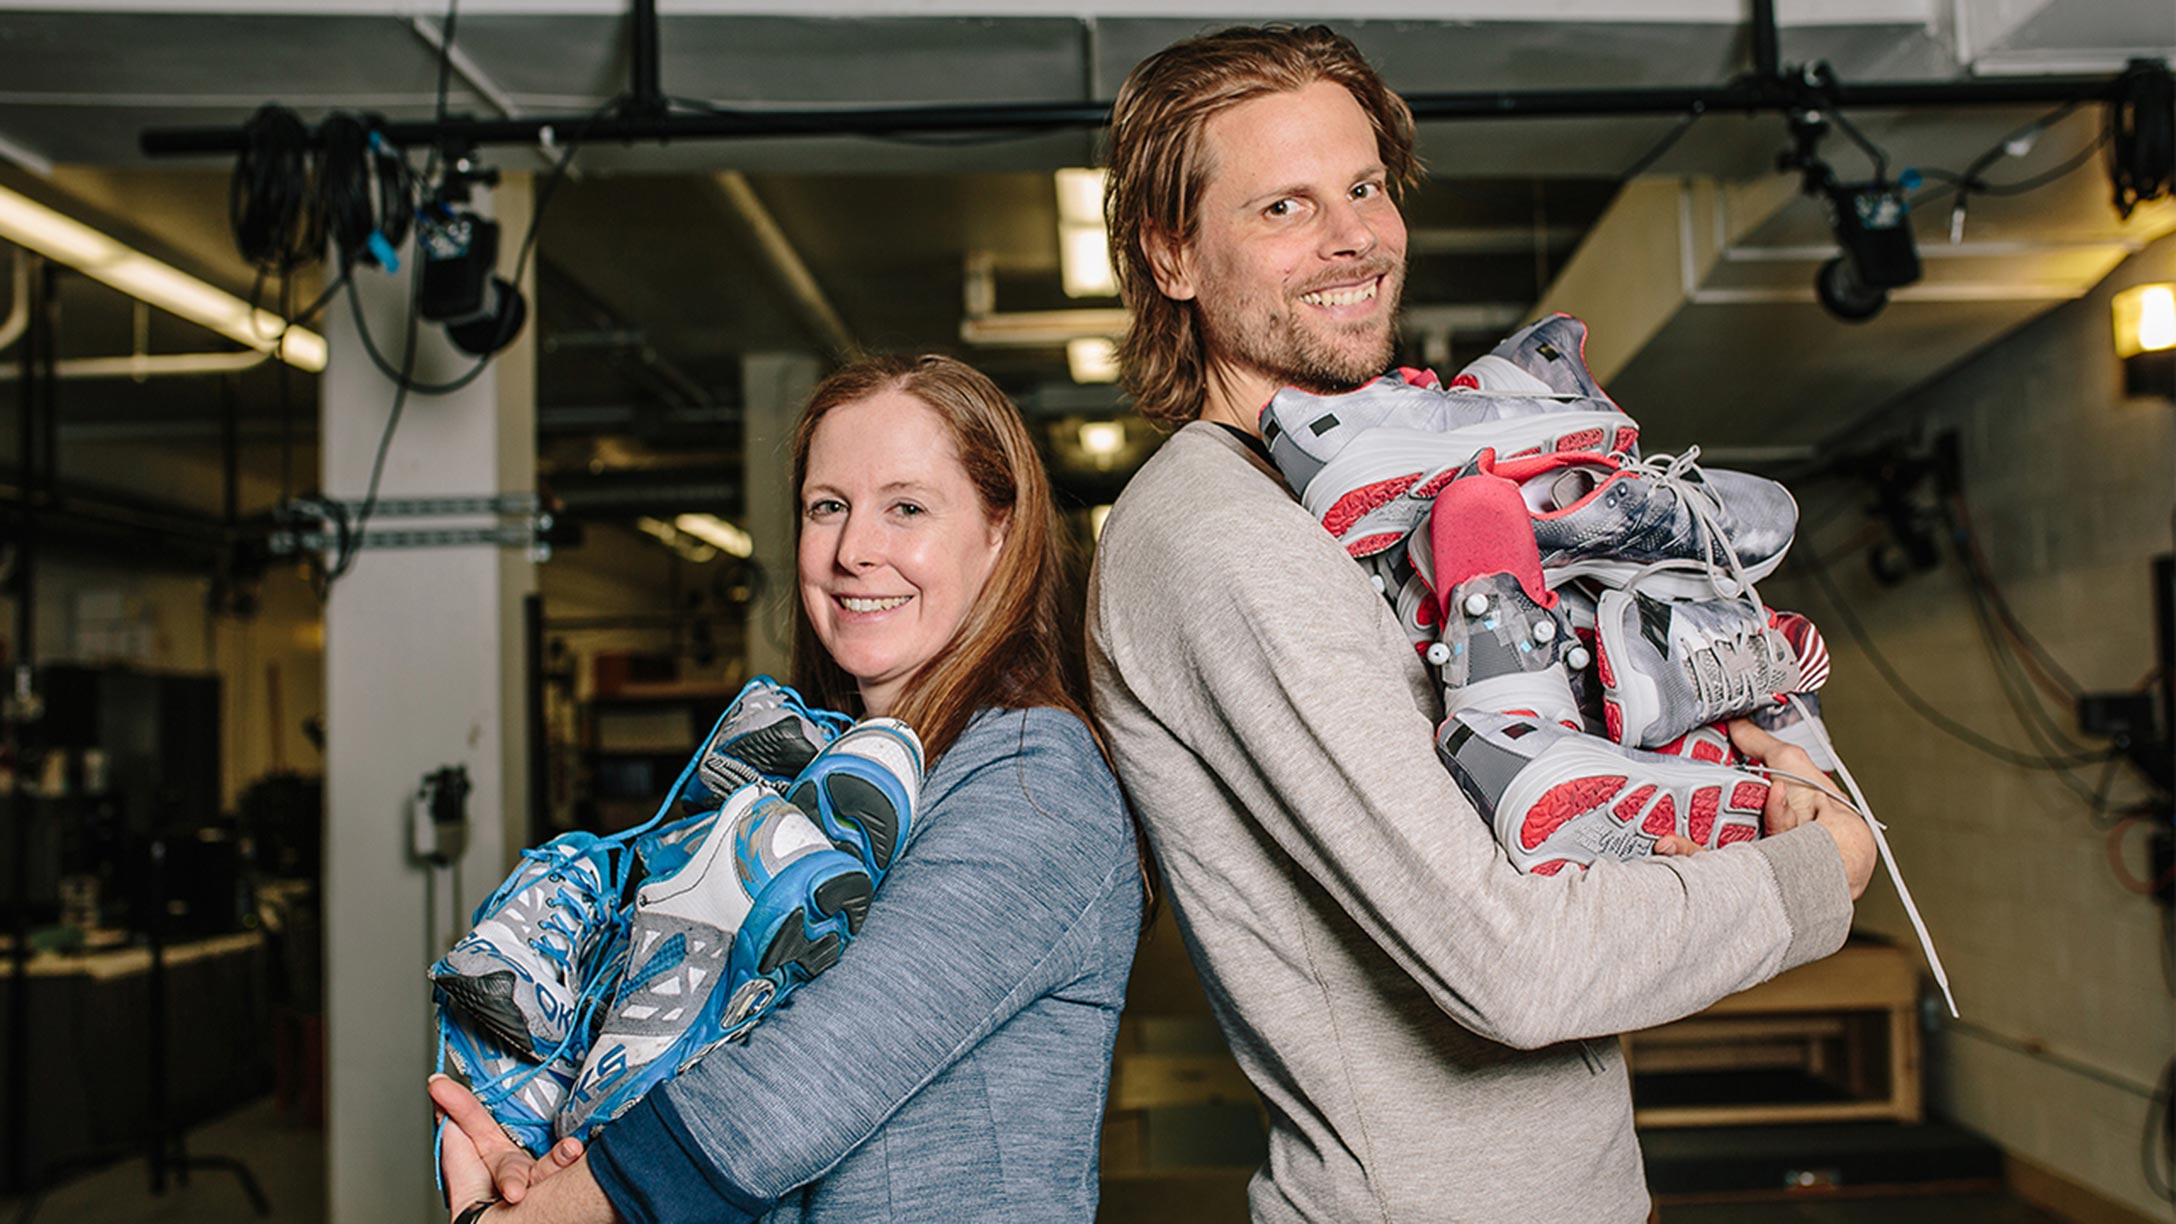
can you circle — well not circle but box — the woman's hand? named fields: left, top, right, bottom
left=430, top=1074, right=585, bottom=1214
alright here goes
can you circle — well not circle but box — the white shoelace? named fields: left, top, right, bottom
left=1617, top=446, right=1770, bottom=615
left=1747, top=694, right=1956, bottom=1016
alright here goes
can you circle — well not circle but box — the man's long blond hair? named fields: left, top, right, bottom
left=1104, top=25, right=1422, bottom=427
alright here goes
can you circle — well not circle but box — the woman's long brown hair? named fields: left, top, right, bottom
left=788, top=354, right=1089, bottom=763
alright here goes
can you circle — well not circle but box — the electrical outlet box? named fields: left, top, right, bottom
left=2078, top=692, right=2156, bottom=744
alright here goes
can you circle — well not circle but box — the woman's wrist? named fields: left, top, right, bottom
left=452, top=1198, right=500, bottom=1224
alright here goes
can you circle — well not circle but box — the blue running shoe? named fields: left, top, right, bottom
left=673, top=677, right=856, bottom=811
left=786, top=718, right=924, bottom=886
left=429, top=832, right=624, bottom=1059
left=436, top=1005, right=582, bottom=1157
left=556, top=786, right=872, bottom=1140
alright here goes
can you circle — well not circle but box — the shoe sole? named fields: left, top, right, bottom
left=1442, top=716, right=1767, bottom=875
left=789, top=723, right=922, bottom=879
left=1303, top=412, right=1636, bottom=556
left=736, top=849, right=872, bottom=983
left=432, top=970, right=537, bottom=1055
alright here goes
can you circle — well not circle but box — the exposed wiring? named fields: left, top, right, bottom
left=1796, top=532, right=2120, bottom=772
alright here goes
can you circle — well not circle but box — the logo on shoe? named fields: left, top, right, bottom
left=574, top=1043, right=630, bottom=1099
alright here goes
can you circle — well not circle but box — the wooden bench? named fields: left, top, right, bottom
left=1625, top=941, right=1923, bottom=1128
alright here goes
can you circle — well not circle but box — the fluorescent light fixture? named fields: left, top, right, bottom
left=636, top=515, right=718, bottom=564
left=672, top=513, right=753, bottom=558
left=1060, top=226, right=1116, bottom=299
left=1054, top=168, right=1116, bottom=299
left=1077, top=421, right=1126, bottom=457
left=2113, top=283, right=2176, bottom=358
left=1067, top=337, right=1119, bottom=384
left=0, top=183, right=325, bottom=372
left=1054, top=168, right=1104, bottom=226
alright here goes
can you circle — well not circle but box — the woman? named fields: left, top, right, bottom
left=432, top=355, right=1143, bottom=1222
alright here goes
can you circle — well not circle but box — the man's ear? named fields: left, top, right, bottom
left=1141, top=224, right=1197, bottom=303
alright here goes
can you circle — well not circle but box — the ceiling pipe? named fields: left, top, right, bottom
left=0, top=349, right=272, bottom=382
left=707, top=171, right=856, bottom=359
left=406, top=14, right=572, bottom=175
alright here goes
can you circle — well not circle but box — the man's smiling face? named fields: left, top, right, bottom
left=1151, top=79, right=1408, bottom=418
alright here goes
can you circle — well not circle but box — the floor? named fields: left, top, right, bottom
left=0, top=1095, right=2076, bottom=1224
left=0, top=1097, right=323, bottom=1224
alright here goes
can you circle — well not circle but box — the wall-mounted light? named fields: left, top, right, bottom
left=0, top=183, right=326, bottom=370
left=1054, top=168, right=1116, bottom=299
left=1067, top=336, right=1119, bottom=384
left=2112, top=282, right=2175, bottom=399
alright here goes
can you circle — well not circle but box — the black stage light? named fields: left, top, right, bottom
left=418, top=207, right=527, bottom=356
left=418, top=153, right=529, bottom=358
left=1814, top=180, right=1921, bottom=322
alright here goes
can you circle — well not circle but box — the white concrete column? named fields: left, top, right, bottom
left=741, top=352, right=819, bottom=681
left=321, top=177, right=536, bottom=1224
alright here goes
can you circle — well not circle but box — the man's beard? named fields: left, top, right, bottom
left=1201, top=263, right=1404, bottom=396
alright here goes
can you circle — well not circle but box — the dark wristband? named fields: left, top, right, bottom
left=452, top=1199, right=500, bottom=1224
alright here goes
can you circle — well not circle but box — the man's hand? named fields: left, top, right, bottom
left=1726, top=718, right=1875, bottom=898
left=430, top=1074, right=584, bottom=1213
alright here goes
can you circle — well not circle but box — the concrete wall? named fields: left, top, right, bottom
left=1762, top=231, right=2176, bottom=1217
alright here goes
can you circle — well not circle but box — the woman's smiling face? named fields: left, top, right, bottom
left=796, top=388, right=1007, bottom=717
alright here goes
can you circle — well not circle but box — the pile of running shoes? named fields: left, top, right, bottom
left=1261, top=314, right=1952, bottom=1015
left=426, top=676, right=926, bottom=1160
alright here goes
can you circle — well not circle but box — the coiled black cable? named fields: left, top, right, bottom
left=228, top=103, right=320, bottom=273
left=2109, top=59, right=2174, bottom=219
left=318, top=111, right=415, bottom=272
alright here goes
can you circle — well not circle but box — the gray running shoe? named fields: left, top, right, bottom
left=1260, top=372, right=1637, bottom=559
left=1473, top=447, right=1798, bottom=599
left=1747, top=691, right=1838, bottom=771
left=681, top=677, right=856, bottom=806
left=1436, top=710, right=1770, bottom=875
left=430, top=832, right=622, bottom=1060
left=1593, top=591, right=1828, bottom=749
left=1451, top=313, right=1621, bottom=410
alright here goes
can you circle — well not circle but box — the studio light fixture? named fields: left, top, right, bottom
left=1054, top=168, right=1116, bottom=299
left=1066, top=336, right=1120, bottom=384
left=0, top=183, right=326, bottom=370
left=671, top=513, right=754, bottom=558
left=2112, top=282, right=2176, bottom=399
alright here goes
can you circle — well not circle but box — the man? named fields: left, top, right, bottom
left=1086, top=25, right=1878, bottom=1223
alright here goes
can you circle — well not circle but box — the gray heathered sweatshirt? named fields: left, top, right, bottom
left=1087, top=423, right=1852, bottom=1224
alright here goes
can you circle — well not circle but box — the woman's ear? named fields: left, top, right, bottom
left=1141, top=224, right=1196, bottom=302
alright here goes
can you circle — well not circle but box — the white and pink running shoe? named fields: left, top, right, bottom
left=1436, top=710, right=1770, bottom=876
left=1592, top=590, right=1829, bottom=750
left=1260, top=372, right=1638, bottom=559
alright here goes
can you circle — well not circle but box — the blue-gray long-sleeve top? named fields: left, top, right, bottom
left=589, top=706, right=1143, bottom=1223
